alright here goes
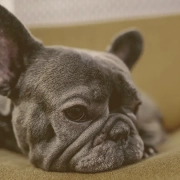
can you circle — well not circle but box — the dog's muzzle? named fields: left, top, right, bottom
left=48, top=113, right=144, bottom=172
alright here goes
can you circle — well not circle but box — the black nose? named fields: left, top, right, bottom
left=108, top=121, right=130, bottom=142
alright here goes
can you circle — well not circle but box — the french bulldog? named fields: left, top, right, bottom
left=0, top=5, right=166, bottom=173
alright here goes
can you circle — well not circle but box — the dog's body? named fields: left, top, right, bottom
left=0, top=5, right=166, bottom=173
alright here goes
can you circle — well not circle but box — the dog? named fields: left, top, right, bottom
left=0, top=5, right=166, bottom=173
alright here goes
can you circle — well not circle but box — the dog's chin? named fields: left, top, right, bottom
left=70, top=134, right=144, bottom=173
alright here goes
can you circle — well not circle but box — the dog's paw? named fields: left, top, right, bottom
left=143, top=145, right=157, bottom=159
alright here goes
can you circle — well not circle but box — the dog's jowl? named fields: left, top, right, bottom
left=0, top=5, right=166, bottom=173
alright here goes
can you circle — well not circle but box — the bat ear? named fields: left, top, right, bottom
left=107, top=29, right=143, bottom=70
left=0, top=5, right=41, bottom=96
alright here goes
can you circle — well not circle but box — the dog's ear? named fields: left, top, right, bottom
left=0, top=5, right=41, bottom=96
left=107, top=29, right=143, bottom=70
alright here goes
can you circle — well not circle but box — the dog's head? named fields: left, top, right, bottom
left=0, top=5, right=144, bottom=172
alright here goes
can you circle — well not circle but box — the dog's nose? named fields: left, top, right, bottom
left=108, top=121, right=130, bottom=142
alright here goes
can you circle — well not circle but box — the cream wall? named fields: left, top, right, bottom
left=1, top=0, right=180, bottom=26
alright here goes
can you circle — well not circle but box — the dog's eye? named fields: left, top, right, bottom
left=64, top=106, right=87, bottom=122
left=133, top=102, right=141, bottom=115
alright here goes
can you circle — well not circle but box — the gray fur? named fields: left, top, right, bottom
left=0, top=5, right=165, bottom=173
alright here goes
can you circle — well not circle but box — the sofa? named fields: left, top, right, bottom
left=1, top=14, right=180, bottom=180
